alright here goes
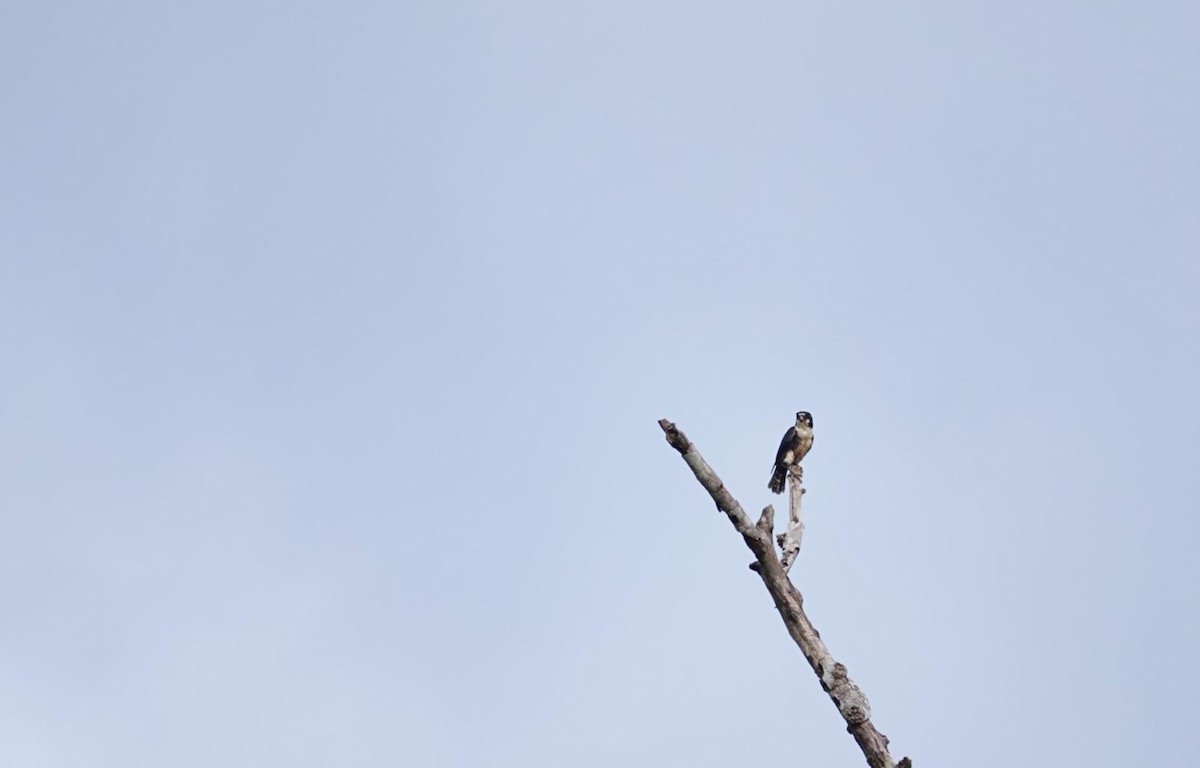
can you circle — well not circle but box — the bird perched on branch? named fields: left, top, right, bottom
left=768, top=411, right=814, bottom=494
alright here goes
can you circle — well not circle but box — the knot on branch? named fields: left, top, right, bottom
left=841, top=700, right=871, bottom=726
left=826, top=663, right=872, bottom=725
left=657, top=419, right=692, bottom=455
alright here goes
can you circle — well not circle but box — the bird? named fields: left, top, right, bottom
left=768, top=411, right=814, bottom=494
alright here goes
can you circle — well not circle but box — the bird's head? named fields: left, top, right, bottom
left=795, top=411, right=813, bottom=428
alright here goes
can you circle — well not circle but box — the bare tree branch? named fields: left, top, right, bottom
left=658, top=418, right=909, bottom=768
left=779, top=464, right=806, bottom=572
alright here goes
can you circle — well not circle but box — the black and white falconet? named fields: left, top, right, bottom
left=768, top=411, right=814, bottom=494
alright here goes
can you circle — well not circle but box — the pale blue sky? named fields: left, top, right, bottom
left=2, top=2, right=1198, bottom=766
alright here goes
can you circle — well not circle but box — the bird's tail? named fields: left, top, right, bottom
left=768, top=466, right=786, bottom=494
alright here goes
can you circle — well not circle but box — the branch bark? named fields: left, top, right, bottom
left=658, top=418, right=909, bottom=768
left=778, top=464, right=806, bottom=572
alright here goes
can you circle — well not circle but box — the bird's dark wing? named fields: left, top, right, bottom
left=773, top=426, right=797, bottom=467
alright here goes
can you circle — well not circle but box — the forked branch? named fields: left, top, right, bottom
left=658, top=418, right=909, bottom=768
